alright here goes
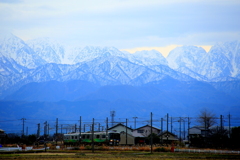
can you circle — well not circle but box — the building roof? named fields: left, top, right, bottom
left=107, top=123, right=132, bottom=131
left=133, top=124, right=161, bottom=131
left=158, top=131, right=176, bottom=137
left=159, top=131, right=178, bottom=141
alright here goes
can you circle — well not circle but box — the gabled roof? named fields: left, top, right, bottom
left=189, top=126, right=207, bottom=130
left=107, top=123, right=132, bottom=131
left=158, top=131, right=176, bottom=137
left=133, top=124, right=161, bottom=131
left=158, top=131, right=178, bottom=140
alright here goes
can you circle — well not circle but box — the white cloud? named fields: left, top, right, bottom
left=1, top=0, right=240, bottom=49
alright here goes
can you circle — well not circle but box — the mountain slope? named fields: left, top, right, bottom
left=5, top=80, right=100, bottom=101
left=126, top=50, right=168, bottom=66
left=26, top=37, right=65, bottom=64
left=199, top=41, right=240, bottom=80
left=0, top=33, right=46, bottom=68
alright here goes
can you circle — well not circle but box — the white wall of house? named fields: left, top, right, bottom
left=132, top=125, right=160, bottom=137
left=108, top=124, right=132, bottom=135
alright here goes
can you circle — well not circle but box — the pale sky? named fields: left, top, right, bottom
left=1, top=0, right=240, bottom=56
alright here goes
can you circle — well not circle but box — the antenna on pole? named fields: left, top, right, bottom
left=110, top=110, right=115, bottom=127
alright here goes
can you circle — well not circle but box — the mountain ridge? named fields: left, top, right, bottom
left=0, top=33, right=240, bottom=106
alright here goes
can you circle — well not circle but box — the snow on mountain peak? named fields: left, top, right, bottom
left=201, top=41, right=240, bottom=79
left=167, top=45, right=207, bottom=70
left=26, top=37, right=66, bottom=64
left=72, top=46, right=126, bottom=63
left=125, top=49, right=167, bottom=66
left=0, top=33, right=46, bottom=68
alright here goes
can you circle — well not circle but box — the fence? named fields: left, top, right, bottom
left=174, top=148, right=240, bottom=154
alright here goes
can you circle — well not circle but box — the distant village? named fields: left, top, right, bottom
left=1, top=110, right=240, bottom=149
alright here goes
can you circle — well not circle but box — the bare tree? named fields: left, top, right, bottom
left=197, top=108, right=217, bottom=129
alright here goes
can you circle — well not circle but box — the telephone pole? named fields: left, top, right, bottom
left=21, top=118, right=26, bottom=137
left=220, top=115, right=223, bottom=132
left=79, top=116, right=82, bottom=144
left=150, top=112, right=153, bottom=154
left=126, top=119, right=128, bottom=145
left=161, top=118, right=163, bottom=144
left=179, top=117, right=182, bottom=142
left=228, top=114, right=231, bottom=138
left=110, top=111, right=115, bottom=127
left=166, top=113, right=169, bottom=144
left=37, top=123, right=40, bottom=138
left=92, top=118, right=94, bottom=153
left=106, top=117, right=108, bottom=143
left=44, top=121, right=47, bottom=136
left=56, top=118, right=58, bottom=145
left=188, top=117, right=190, bottom=141
left=133, top=117, right=138, bottom=129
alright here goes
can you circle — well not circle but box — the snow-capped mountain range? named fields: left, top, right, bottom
left=0, top=33, right=240, bottom=99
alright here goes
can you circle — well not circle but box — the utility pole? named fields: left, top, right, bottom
left=183, top=118, right=185, bottom=140
left=21, top=118, right=26, bottom=137
left=48, top=124, right=49, bottom=136
left=106, top=117, right=108, bottom=143
left=56, top=118, right=58, bottom=145
left=220, top=115, right=223, bottom=132
left=166, top=113, right=169, bottom=144
left=204, top=115, right=207, bottom=138
left=133, top=117, right=138, bottom=129
left=171, top=117, right=173, bottom=133
left=188, top=117, right=190, bottom=141
left=228, top=114, right=231, bottom=138
left=37, top=123, right=40, bottom=138
left=179, top=117, right=181, bottom=142
left=79, top=116, right=82, bottom=144
left=126, top=119, right=128, bottom=145
left=44, top=121, right=47, bottom=136
left=150, top=112, right=153, bottom=154
left=92, top=118, right=94, bottom=153
left=110, top=111, right=115, bottom=127
left=161, top=118, right=163, bottom=144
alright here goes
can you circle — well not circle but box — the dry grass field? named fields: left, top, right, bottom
left=1, top=151, right=240, bottom=160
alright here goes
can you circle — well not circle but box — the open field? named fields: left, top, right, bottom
left=1, top=151, right=240, bottom=160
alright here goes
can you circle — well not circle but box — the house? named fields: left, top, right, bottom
left=132, top=125, right=161, bottom=144
left=189, top=126, right=208, bottom=139
left=158, top=131, right=178, bottom=144
left=132, top=124, right=161, bottom=137
left=107, top=123, right=133, bottom=135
